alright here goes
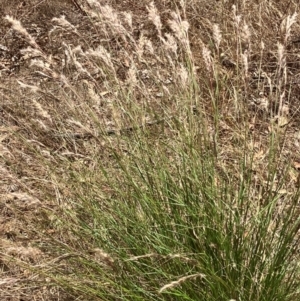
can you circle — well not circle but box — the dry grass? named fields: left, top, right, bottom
left=1, top=0, right=300, bottom=300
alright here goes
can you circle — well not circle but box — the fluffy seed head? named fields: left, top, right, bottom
left=126, top=64, right=138, bottom=87
left=242, top=50, right=249, bottom=78
left=147, top=2, right=162, bottom=36
left=202, top=45, right=213, bottom=73
left=282, top=12, right=298, bottom=44
left=52, top=15, right=77, bottom=32
left=5, top=15, right=39, bottom=49
left=213, top=24, right=222, bottom=50
left=122, top=12, right=133, bottom=30
left=86, top=45, right=114, bottom=68
left=161, top=33, right=178, bottom=56
left=168, top=11, right=190, bottom=45
left=178, top=64, right=189, bottom=88
left=241, top=22, right=251, bottom=46
left=277, top=42, right=285, bottom=69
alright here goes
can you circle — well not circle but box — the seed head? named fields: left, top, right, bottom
left=213, top=24, right=222, bottom=50
left=147, top=2, right=162, bottom=36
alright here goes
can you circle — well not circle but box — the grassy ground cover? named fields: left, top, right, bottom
left=0, top=0, right=300, bottom=300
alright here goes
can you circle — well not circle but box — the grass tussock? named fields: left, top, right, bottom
left=1, top=0, right=300, bottom=300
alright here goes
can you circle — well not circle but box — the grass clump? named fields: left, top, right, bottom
left=47, top=133, right=300, bottom=301
left=1, top=0, right=300, bottom=300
